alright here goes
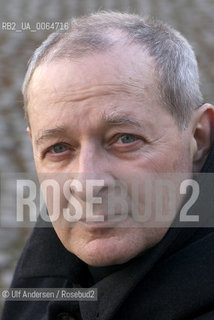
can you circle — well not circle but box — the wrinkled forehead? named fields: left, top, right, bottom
left=27, top=45, right=158, bottom=105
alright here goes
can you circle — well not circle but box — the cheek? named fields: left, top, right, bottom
left=38, top=174, right=72, bottom=222
left=147, top=142, right=192, bottom=173
left=171, top=146, right=193, bottom=172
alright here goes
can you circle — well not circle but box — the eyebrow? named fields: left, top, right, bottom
left=35, top=113, right=142, bottom=146
left=102, top=113, right=142, bottom=128
left=35, top=127, right=68, bottom=146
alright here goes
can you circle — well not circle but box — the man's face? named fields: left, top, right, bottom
left=27, top=46, right=195, bottom=266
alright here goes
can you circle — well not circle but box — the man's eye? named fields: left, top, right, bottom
left=117, top=134, right=137, bottom=144
left=51, top=143, right=68, bottom=153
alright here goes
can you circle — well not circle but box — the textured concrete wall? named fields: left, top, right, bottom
left=0, top=0, right=214, bottom=310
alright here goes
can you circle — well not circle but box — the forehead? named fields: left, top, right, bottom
left=28, top=45, right=157, bottom=102
left=27, top=46, right=162, bottom=135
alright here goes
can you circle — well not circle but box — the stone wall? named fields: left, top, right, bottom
left=0, top=0, right=214, bottom=312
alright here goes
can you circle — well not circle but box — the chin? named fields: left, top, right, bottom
left=54, top=225, right=163, bottom=267
left=69, top=238, right=143, bottom=267
left=75, top=251, right=131, bottom=267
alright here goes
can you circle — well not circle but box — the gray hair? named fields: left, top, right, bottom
left=22, top=11, right=203, bottom=128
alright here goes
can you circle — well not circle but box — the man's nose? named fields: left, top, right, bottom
left=69, top=142, right=114, bottom=201
left=77, top=141, right=101, bottom=174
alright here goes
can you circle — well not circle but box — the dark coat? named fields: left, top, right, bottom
left=2, top=146, right=214, bottom=320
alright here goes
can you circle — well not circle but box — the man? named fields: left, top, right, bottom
left=2, top=11, right=214, bottom=320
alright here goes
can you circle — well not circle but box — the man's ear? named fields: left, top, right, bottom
left=192, top=103, right=214, bottom=172
left=26, top=127, right=32, bottom=140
